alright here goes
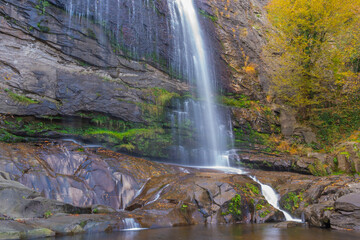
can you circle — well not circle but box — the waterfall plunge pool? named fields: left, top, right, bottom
left=56, top=224, right=360, bottom=240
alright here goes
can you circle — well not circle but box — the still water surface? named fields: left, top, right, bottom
left=57, top=224, right=360, bottom=240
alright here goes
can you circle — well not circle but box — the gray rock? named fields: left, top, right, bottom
left=273, top=221, right=304, bottom=228
left=0, top=221, right=54, bottom=240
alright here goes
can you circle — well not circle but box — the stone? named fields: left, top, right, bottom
left=0, top=0, right=188, bottom=122
left=334, top=193, right=360, bottom=211
left=273, top=221, right=304, bottom=228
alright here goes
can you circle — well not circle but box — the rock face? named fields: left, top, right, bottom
left=201, top=0, right=270, bottom=96
left=0, top=0, right=188, bottom=122
left=0, top=141, right=183, bottom=210
left=251, top=169, right=360, bottom=230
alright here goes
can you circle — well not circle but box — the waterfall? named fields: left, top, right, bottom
left=167, top=1, right=301, bottom=221
left=62, top=0, right=300, bottom=222
left=121, top=218, right=146, bottom=231
left=168, top=0, right=232, bottom=166
left=250, top=177, right=302, bottom=222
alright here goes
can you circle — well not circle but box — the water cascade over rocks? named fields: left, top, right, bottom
left=167, top=0, right=300, bottom=221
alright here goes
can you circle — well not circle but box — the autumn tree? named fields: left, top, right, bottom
left=265, top=0, right=360, bottom=118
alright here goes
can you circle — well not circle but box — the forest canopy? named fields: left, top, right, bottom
left=266, top=0, right=360, bottom=117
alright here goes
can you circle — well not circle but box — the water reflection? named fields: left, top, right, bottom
left=56, top=224, right=360, bottom=240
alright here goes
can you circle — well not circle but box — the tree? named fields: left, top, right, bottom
left=265, top=0, right=360, bottom=118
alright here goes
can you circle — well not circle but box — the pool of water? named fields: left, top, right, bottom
left=56, top=224, right=360, bottom=240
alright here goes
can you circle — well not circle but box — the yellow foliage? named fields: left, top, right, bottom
left=243, top=64, right=257, bottom=76
left=276, top=141, right=291, bottom=152
left=265, top=0, right=360, bottom=117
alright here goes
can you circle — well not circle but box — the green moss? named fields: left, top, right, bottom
left=245, top=183, right=260, bottom=195
left=86, top=28, right=97, bottom=40
left=5, top=89, right=39, bottom=105
left=283, top=191, right=303, bottom=212
left=259, top=210, right=270, bottom=218
left=79, top=220, right=87, bottom=228
left=140, top=88, right=180, bottom=121
left=0, top=129, right=25, bottom=142
left=199, top=9, right=218, bottom=23
left=87, top=128, right=163, bottom=141
left=118, top=143, right=135, bottom=152
left=37, top=22, right=50, bottom=33
left=324, top=207, right=334, bottom=211
left=308, top=160, right=328, bottom=176
left=220, top=95, right=252, bottom=108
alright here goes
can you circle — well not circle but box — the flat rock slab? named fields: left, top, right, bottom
left=0, top=221, right=54, bottom=239
left=335, top=193, right=360, bottom=211
left=273, top=221, right=304, bottom=228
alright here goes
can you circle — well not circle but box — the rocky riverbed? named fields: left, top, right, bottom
left=0, top=141, right=359, bottom=239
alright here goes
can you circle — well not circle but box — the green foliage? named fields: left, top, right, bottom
left=223, top=194, right=242, bottom=219
left=309, top=108, right=360, bottom=147
left=283, top=191, right=304, bottom=212
left=92, top=208, right=98, bottom=214
left=324, top=207, right=334, bottom=211
left=0, top=129, right=25, bottom=142
left=220, top=95, right=252, bottom=108
left=259, top=210, right=271, bottom=218
left=87, top=128, right=163, bottom=142
left=181, top=204, right=188, bottom=212
left=4, top=89, right=39, bottom=105
left=44, top=210, right=52, bottom=219
left=199, top=9, right=218, bottom=23
left=36, top=0, right=50, bottom=15
left=245, top=183, right=260, bottom=195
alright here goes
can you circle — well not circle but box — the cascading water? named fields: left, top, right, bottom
left=167, top=0, right=301, bottom=222
left=167, top=0, right=233, bottom=166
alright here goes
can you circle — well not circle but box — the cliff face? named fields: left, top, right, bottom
left=0, top=0, right=270, bottom=158
left=197, top=0, right=269, bottom=97
left=0, top=0, right=188, bottom=122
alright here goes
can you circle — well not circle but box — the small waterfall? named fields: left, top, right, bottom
left=250, top=177, right=302, bottom=222
left=121, top=218, right=145, bottom=231
left=168, top=0, right=232, bottom=166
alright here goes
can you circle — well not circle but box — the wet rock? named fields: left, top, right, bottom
left=0, top=221, right=54, bottom=240
left=250, top=169, right=360, bottom=230
left=0, top=0, right=188, bottom=122
left=127, top=172, right=285, bottom=225
left=233, top=149, right=313, bottom=174
left=273, top=221, right=304, bottom=228
left=0, top=141, right=183, bottom=210
left=91, top=205, right=117, bottom=214
left=0, top=177, right=91, bottom=219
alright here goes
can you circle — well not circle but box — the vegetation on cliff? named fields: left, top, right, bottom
left=264, top=0, right=360, bottom=148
